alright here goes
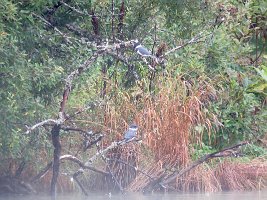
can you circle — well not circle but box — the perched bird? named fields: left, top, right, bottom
left=122, top=124, right=138, bottom=142
left=133, top=40, right=152, bottom=57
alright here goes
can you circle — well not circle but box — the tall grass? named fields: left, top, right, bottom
left=94, top=74, right=217, bottom=191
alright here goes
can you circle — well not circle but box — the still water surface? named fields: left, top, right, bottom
left=1, top=191, right=267, bottom=200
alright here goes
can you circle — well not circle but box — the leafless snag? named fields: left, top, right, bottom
left=153, top=141, right=249, bottom=191
left=164, top=32, right=208, bottom=56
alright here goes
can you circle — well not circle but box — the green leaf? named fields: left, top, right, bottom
left=255, top=65, right=267, bottom=82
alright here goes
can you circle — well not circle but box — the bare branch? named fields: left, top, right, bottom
left=97, top=144, right=124, bottom=192
left=32, top=13, right=72, bottom=44
left=72, top=170, right=88, bottom=195
left=60, top=126, right=89, bottom=134
left=141, top=57, right=156, bottom=71
left=31, top=162, right=53, bottom=183
left=85, top=141, right=119, bottom=166
left=164, top=32, right=208, bottom=56
left=107, top=52, right=135, bottom=69
left=31, top=154, right=109, bottom=183
left=24, top=41, right=135, bottom=134
left=65, top=101, right=101, bottom=121
left=25, top=119, right=58, bottom=134
left=108, top=158, right=154, bottom=180
left=60, top=155, right=109, bottom=175
left=65, top=23, right=93, bottom=40
left=60, top=1, right=98, bottom=17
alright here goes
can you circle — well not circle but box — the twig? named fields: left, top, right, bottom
left=65, top=23, right=93, bottom=40
left=83, top=139, right=139, bottom=168
left=62, top=50, right=104, bottom=115
left=60, top=155, right=109, bottom=175
left=59, top=126, right=91, bottom=135
left=73, top=170, right=88, bottom=195
left=65, top=101, right=101, bottom=121
left=98, top=145, right=124, bottom=192
left=69, top=140, right=139, bottom=194
left=85, top=134, right=103, bottom=148
left=164, top=32, right=208, bottom=56
left=107, top=52, right=135, bottom=69
left=30, top=154, right=109, bottom=183
left=60, top=1, right=97, bottom=17
left=31, top=162, right=53, bottom=183
left=108, top=158, right=154, bottom=181
left=141, top=57, right=156, bottom=72
left=85, top=141, right=119, bottom=166
left=32, top=13, right=72, bottom=44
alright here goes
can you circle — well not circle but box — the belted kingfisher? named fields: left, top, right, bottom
left=133, top=40, right=152, bottom=57
left=122, top=124, right=138, bottom=142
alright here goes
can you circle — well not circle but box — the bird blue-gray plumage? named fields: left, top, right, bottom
left=123, top=124, right=138, bottom=142
left=133, top=41, right=152, bottom=57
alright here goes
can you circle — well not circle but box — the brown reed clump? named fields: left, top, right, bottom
left=215, top=159, right=267, bottom=191
left=93, top=73, right=267, bottom=193
left=90, top=74, right=217, bottom=191
left=135, top=75, right=215, bottom=168
left=173, top=164, right=221, bottom=192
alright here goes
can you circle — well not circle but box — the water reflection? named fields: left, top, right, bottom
left=0, top=191, right=266, bottom=200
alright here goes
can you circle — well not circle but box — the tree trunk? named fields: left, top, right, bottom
left=50, top=124, right=61, bottom=199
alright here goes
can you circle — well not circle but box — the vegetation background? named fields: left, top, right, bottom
left=0, top=0, right=266, bottom=195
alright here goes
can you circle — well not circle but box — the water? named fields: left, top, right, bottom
left=1, top=191, right=267, bottom=200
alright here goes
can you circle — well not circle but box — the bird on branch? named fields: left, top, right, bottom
left=133, top=40, right=152, bottom=57
left=119, top=124, right=138, bottom=144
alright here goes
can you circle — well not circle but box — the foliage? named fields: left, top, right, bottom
left=191, top=143, right=214, bottom=161
left=243, top=143, right=267, bottom=157
left=247, top=65, right=267, bottom=96
left=0, top=0, right=266, bottom=193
